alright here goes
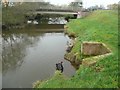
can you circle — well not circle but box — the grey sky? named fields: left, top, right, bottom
left=8, top=0, right=119, bottom=8
left=48, top=0, right=119, bottom=8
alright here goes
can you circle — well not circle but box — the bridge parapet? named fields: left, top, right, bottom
left=36, top=5, right=81, bottom=12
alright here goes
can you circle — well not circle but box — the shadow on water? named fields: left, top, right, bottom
left=25, top=24, right=64, bottom=32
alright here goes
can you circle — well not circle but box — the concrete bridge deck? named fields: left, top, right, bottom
left=32, top=11, right=78, bottom=15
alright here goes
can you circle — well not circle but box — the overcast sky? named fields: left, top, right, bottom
left=8, top=0, right=120, bottom=8
left=47, top=0, right=119, bottom=8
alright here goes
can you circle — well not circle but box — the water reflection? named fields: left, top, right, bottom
left=2, top=31, right=44, bottom=74
left=0, top=34, right=2, bottom=89
left=2, top=30, right=76, bottom=88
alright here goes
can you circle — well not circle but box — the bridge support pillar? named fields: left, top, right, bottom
left=77, top=11, right=82, bottom=18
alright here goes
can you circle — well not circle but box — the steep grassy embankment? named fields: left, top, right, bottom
left=34, top=10, right=118, bottom=88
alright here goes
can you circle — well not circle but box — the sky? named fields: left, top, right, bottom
left=5, top=0, right=120, bottom=8
left=47, top=0, right=119, bottom=8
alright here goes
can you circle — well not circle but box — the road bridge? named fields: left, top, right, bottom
left=28, top=5, right=82, bottom=16
left=33, top=11, right=78, bottom=15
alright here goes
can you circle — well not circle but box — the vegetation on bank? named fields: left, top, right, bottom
left=2, top=2, right=42, bottom=26
left=2, top=6, right=25, bottom=25
left=0, top=4, right=2, bottom=23
left=34, top=10, right=118, bottom=88
left=2, top=2, right=53, bottom=27
left=2, top=2, right=77, bottom=29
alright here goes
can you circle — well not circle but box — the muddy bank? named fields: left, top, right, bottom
left=64, top=28, right=112, bottom=68
left=2, top=24, right=65, bottom=31
left=64, top=52, right=82, bottom=69
left=64, top=32, right=82, bottom=69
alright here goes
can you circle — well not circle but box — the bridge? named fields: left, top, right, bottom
left=28, top=5, right=82, bottom=16
left=33, top=11, right=78, bottom=15
left=25, top=3, right=84, bottom=22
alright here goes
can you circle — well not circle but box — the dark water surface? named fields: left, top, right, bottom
left=2, top=28, right=76, bottom=88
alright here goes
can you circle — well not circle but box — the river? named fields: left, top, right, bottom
left=2, top=24, right=76, bottom=88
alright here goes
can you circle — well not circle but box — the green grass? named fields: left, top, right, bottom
left=34, top=10, right=118, bottom=88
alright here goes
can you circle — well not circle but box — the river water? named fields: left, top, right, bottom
left=2, top=25, right=76, bottom=88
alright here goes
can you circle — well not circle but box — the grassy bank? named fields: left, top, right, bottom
left=34, top=10, right=118, bottom=88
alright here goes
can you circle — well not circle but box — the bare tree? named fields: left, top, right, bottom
left=107, top=3, right=118, bottom=10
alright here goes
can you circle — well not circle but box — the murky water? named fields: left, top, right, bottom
left=2, top=28, right=76, bottom=88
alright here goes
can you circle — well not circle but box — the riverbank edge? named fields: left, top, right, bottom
left=33, top=10, right=118, bottom=88
left=63, top=30, right=113, bottom=67
left=64, top=30, right=82, bottom=66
